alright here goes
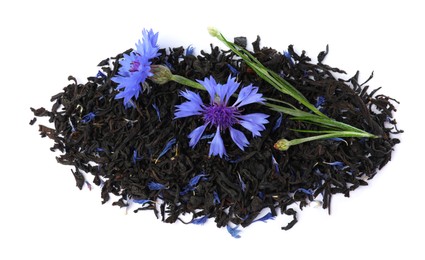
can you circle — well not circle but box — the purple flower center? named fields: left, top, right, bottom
left=129, top=60, right=141, bottom=72
left=203, top=103, right=239, bottom=130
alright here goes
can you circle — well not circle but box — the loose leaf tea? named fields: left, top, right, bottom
left=30, top=32, right=401, bottom=238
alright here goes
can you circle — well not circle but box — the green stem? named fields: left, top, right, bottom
left=171, top=75, right=205, bottom=91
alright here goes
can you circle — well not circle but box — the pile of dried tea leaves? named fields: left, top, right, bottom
left=30, top=37, right=401, bottom=236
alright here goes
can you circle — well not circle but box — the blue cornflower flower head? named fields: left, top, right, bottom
left=112, top=29, right=160, bottom=106
left=174, top=76, right=269, bottom=158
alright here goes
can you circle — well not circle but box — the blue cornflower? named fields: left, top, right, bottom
left=112, top=29, right=160, bottom=106
left=174, top=76, right=269, bottom=158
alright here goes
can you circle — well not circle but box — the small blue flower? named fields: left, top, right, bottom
left=174, top=76, right=269, bottom=157
left=112, top=29, right=160, bottom=106
left=226, top=225, right=242, bottom=239
left=81, top=112, right=96, bottom=123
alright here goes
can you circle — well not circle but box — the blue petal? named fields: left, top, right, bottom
left=238, top=174, right=246, bottom=192
left=253, top=212, right=275, bottom=223
left=185, top=45, right=195, bottom=56
left=272, top=113, right=283, bottom=132
left=156, top=138, right=176, bottom=161
left=136, top=29, right=160, bottom=59
left=295, top=188, right=314, bottom=195
left=188, top=124, right=208, bottom=147
left=152, top=102, right=161, bottom=121
left=132, top=199, right=151, bottom=204
left=227, top=64, right=239, bottom=75
left=237, top=113, right=269, bottom=137
left=213, top=191, right=221, bottom=205
left=197, top=76, right=217, bottom=103
left=148, top=182, right=167, bottom=190
left=223, top=76, right=240, bottom=104
left=229, top=127, right=249, bottom=151
left=188, top=173, right=208, bottom=187
left=226, top=225, right=241, bottom=238
left=174, top=90, right=205, bottom=118
left=232, top=84, right=265, bottom=108
left=191, top=215, right=209, bottom=225
left=209, top=128, right=226, bottom=158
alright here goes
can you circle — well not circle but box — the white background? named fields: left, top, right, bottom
left=1, top=0, right=423, bottom=259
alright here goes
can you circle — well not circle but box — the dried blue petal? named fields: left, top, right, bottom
left=271, top=154, right=280, bottom=174
left=258, top=191, right=265, bottom=200
left=180, top=173, right=208, bottom=195
left=238, top=174, right=246, bottom=192
left=324, top=161, right=348, bottom=170
left=148, top=182, right=167, bottom=190
left=152, top=102, right=161, bottom=121
left=315, top=96, right=325, bottom=108
left=200, top=133, right=215, bottom=140
left=81, top=112, right=96, bottom=123
left=188, top=173, right=208, bottom=187
left=85, top=181, right=92, bottom=191
left=132, top=150, right=142, bottom=164
left=68, top=117, right=76, bottom=132
left=132, top=199, right=151, bottom=204
left=283, top=51, right=294, bottom=66
left=191, top=215, right=208, bottom=225
left=295, top=188, right=314, bottom=196
left=227, top=64, right=239, bottom=75
left=226, top=225, right=241, bottom=239
left=156, top=138, right=176, bottom=162
left=96, top=148, right=105, bottom=152
left=185, top=45, right=195, bottom=56
left=164, top=60, right=174, bottom=70
left=213, top=191, right=220, bottom=205
left=96, top=70, right=107, bottom=79
left=272, top=113, right=283, bottom=132
left=253, top=212, right=275, bottom=223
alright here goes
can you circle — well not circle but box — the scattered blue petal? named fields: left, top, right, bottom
left=156, top=138, right=176, bottom=161
left=271, top=154, right=280, bottom=174
left=253, top=212, right=275, bottom=223
left=226, top=225, right=242, bottom=239
left=152, top=102, right=161, bottom=121
left=68, top=117, right=76, bottom=132
left=258, top=191, right=265, bottom=200
left=315, top=96, right=325, bottom=108
left=132, top=150, right=142, bottom=164
left=180, top=173, right=208, bottom=196
left=85, top=181, right=92, bottom=191
left=132, top=199, right=151, bottom=204
left=328, top=137, right=348, bottom=145
left=148, top=182, right=167, bottom=190
left=295, top=188, right=314, bottom=196
left=189, top=173, right=208, bottom=187
left=96, top=70, right=107, bottom=79
left=81, top=112, right=96, bottom=123
left=213, top=191, right=220, bottom=205
left=191, top=215, right=209, bottom=225
left=185, top=45, right=195, bottom=56
left=272, top=113, right=283, bottom=132
left=238, top=174, right=246, bottom=192
left=227, top=63, right=239, bottom=75
left=164, top=60, right=174, bottom=70
left=283, top=51, right=294, bottom=66
left=323, top=161, right=347, bottom=170
left=200, top=133, right=215, bottom=140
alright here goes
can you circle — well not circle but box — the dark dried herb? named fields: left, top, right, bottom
left=30, top=38, right=401, bottom=235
